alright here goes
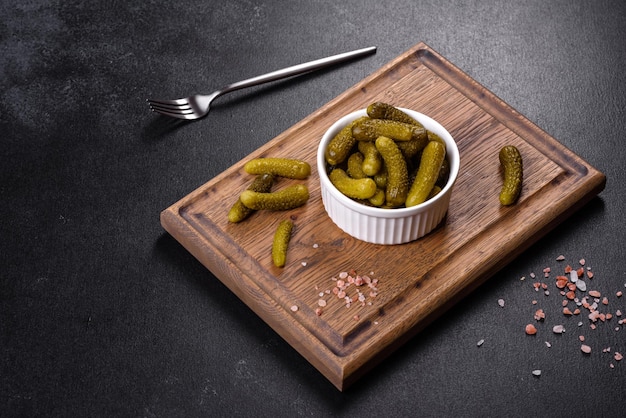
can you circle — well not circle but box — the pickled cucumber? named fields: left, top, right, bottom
left=397, top=137, right=428, bottom=160
left=428, top=185, right=442, bottom=199
left=346, top=151, right=367, bottom=179
left=228, top=173, right=275, bottom=223
left=272, top=219, right=293, bottom=268
left=352, top=118, right=426, bottom=143
left=244, top=158, right=311, bottom=180
left=427, top=131, right=446, bottom=145
left=325, top=117, right=368, bottom=166
left=406, top=140, right=446, bottom=207
left=368, top=188, right=386, bottom=206
left=366, top=102, right=422, bottom=127
left=329, top=168, right=377, bottom=200
left=435, top=157, right=450, bottom=188
left=375, top=136, right=409, bottom=207
left=499, top=145, right=523, bottom=206
left=358, top=141, right=382, bottom=176
left=373, top=167, right=387, bottom=189
left=240, top=184, right=309, bottom=211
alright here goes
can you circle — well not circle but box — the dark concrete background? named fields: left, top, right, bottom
left=2, top=1, right=625, bottom=416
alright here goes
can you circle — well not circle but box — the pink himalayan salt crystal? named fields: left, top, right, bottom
left=525, top=324, right=537, bottom=335
left=534, top=309, right=546, bottom=321
left=581, top=344, right=592, bottom=354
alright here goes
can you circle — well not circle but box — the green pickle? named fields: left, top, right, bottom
left=406, top=140, right=446, bottom=207
left=375, top=136, right=409, bottom=207
left=499, top=145, right=523, bottom=205
left=435, top=157, right=450, bottom=188
left=228, top=173, right=275, bottom=223
left=346, top=152, right=367, bottom=179
left=240, top=184, right=309, bottom=211
left=325, top=116, right=368, bottom=166
left=427, top=130, right=446, bottom=145
left=373, top=168, right=387, bottom=189
left=244, top=158, right=310, bottom=180
left=329, top=168, right=377, bottom=200
left=272, top=219, right=293, bottom=268
left=352, top=118, right=426, bottom=143
left=368, top=188, right=386, bottom=207
left=358, top=141, right=382, bottom=176
left=428, top=185, right=442, bottom=199
left=366, top=102, right=422, bottom=127
left=397, top=137, right=428, bottom=160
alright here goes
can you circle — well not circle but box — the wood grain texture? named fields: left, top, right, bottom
left=160, top=42, right=606, bottom=390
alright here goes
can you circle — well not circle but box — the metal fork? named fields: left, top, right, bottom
left=147, top=46, right=376, bottom=120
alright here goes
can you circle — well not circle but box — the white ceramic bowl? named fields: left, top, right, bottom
left=317, top=108, right=460, bottom=245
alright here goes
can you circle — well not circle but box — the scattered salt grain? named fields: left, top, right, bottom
left=532, top=370, right=542, bottom=377
left=615, top=352, right=623, bottom=361
left=534, top=309, right=545, bottom=321
left=545, top=341, right=552, bottom=348
left=290, top=305, right=299, bottom=312
left=301, top=261, right=307, bottom=267
left=553, top=325, right=566, bottom=334
left=312, top=243, right=319, bottom=249
left=498, top=299, right=505, bottom=308
left=556, top=255, right=565, bottom=261
left=477, top=339, right=485, bottom=347
left=525, top=324, right=537, bottom=335
left=576, top=280, right=586, bottom=292
left=581, top=344, right=592, bottom=354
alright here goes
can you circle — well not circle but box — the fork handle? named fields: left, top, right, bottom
left=219, top=46, right=377, bottom=95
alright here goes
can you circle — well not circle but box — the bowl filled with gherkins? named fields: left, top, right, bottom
left=317, top=102, right=460, bottom=245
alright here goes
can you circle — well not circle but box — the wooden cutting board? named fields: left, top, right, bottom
left=160, top=42, right=606, bottom=390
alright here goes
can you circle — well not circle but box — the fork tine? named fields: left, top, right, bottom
left=148, top=101, right=193, bottom=114
left=148, top=101, right=192, bottom=112
left=146, top=98, right=190, bottom=107
left=149, top=106, right=199, bottom=120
